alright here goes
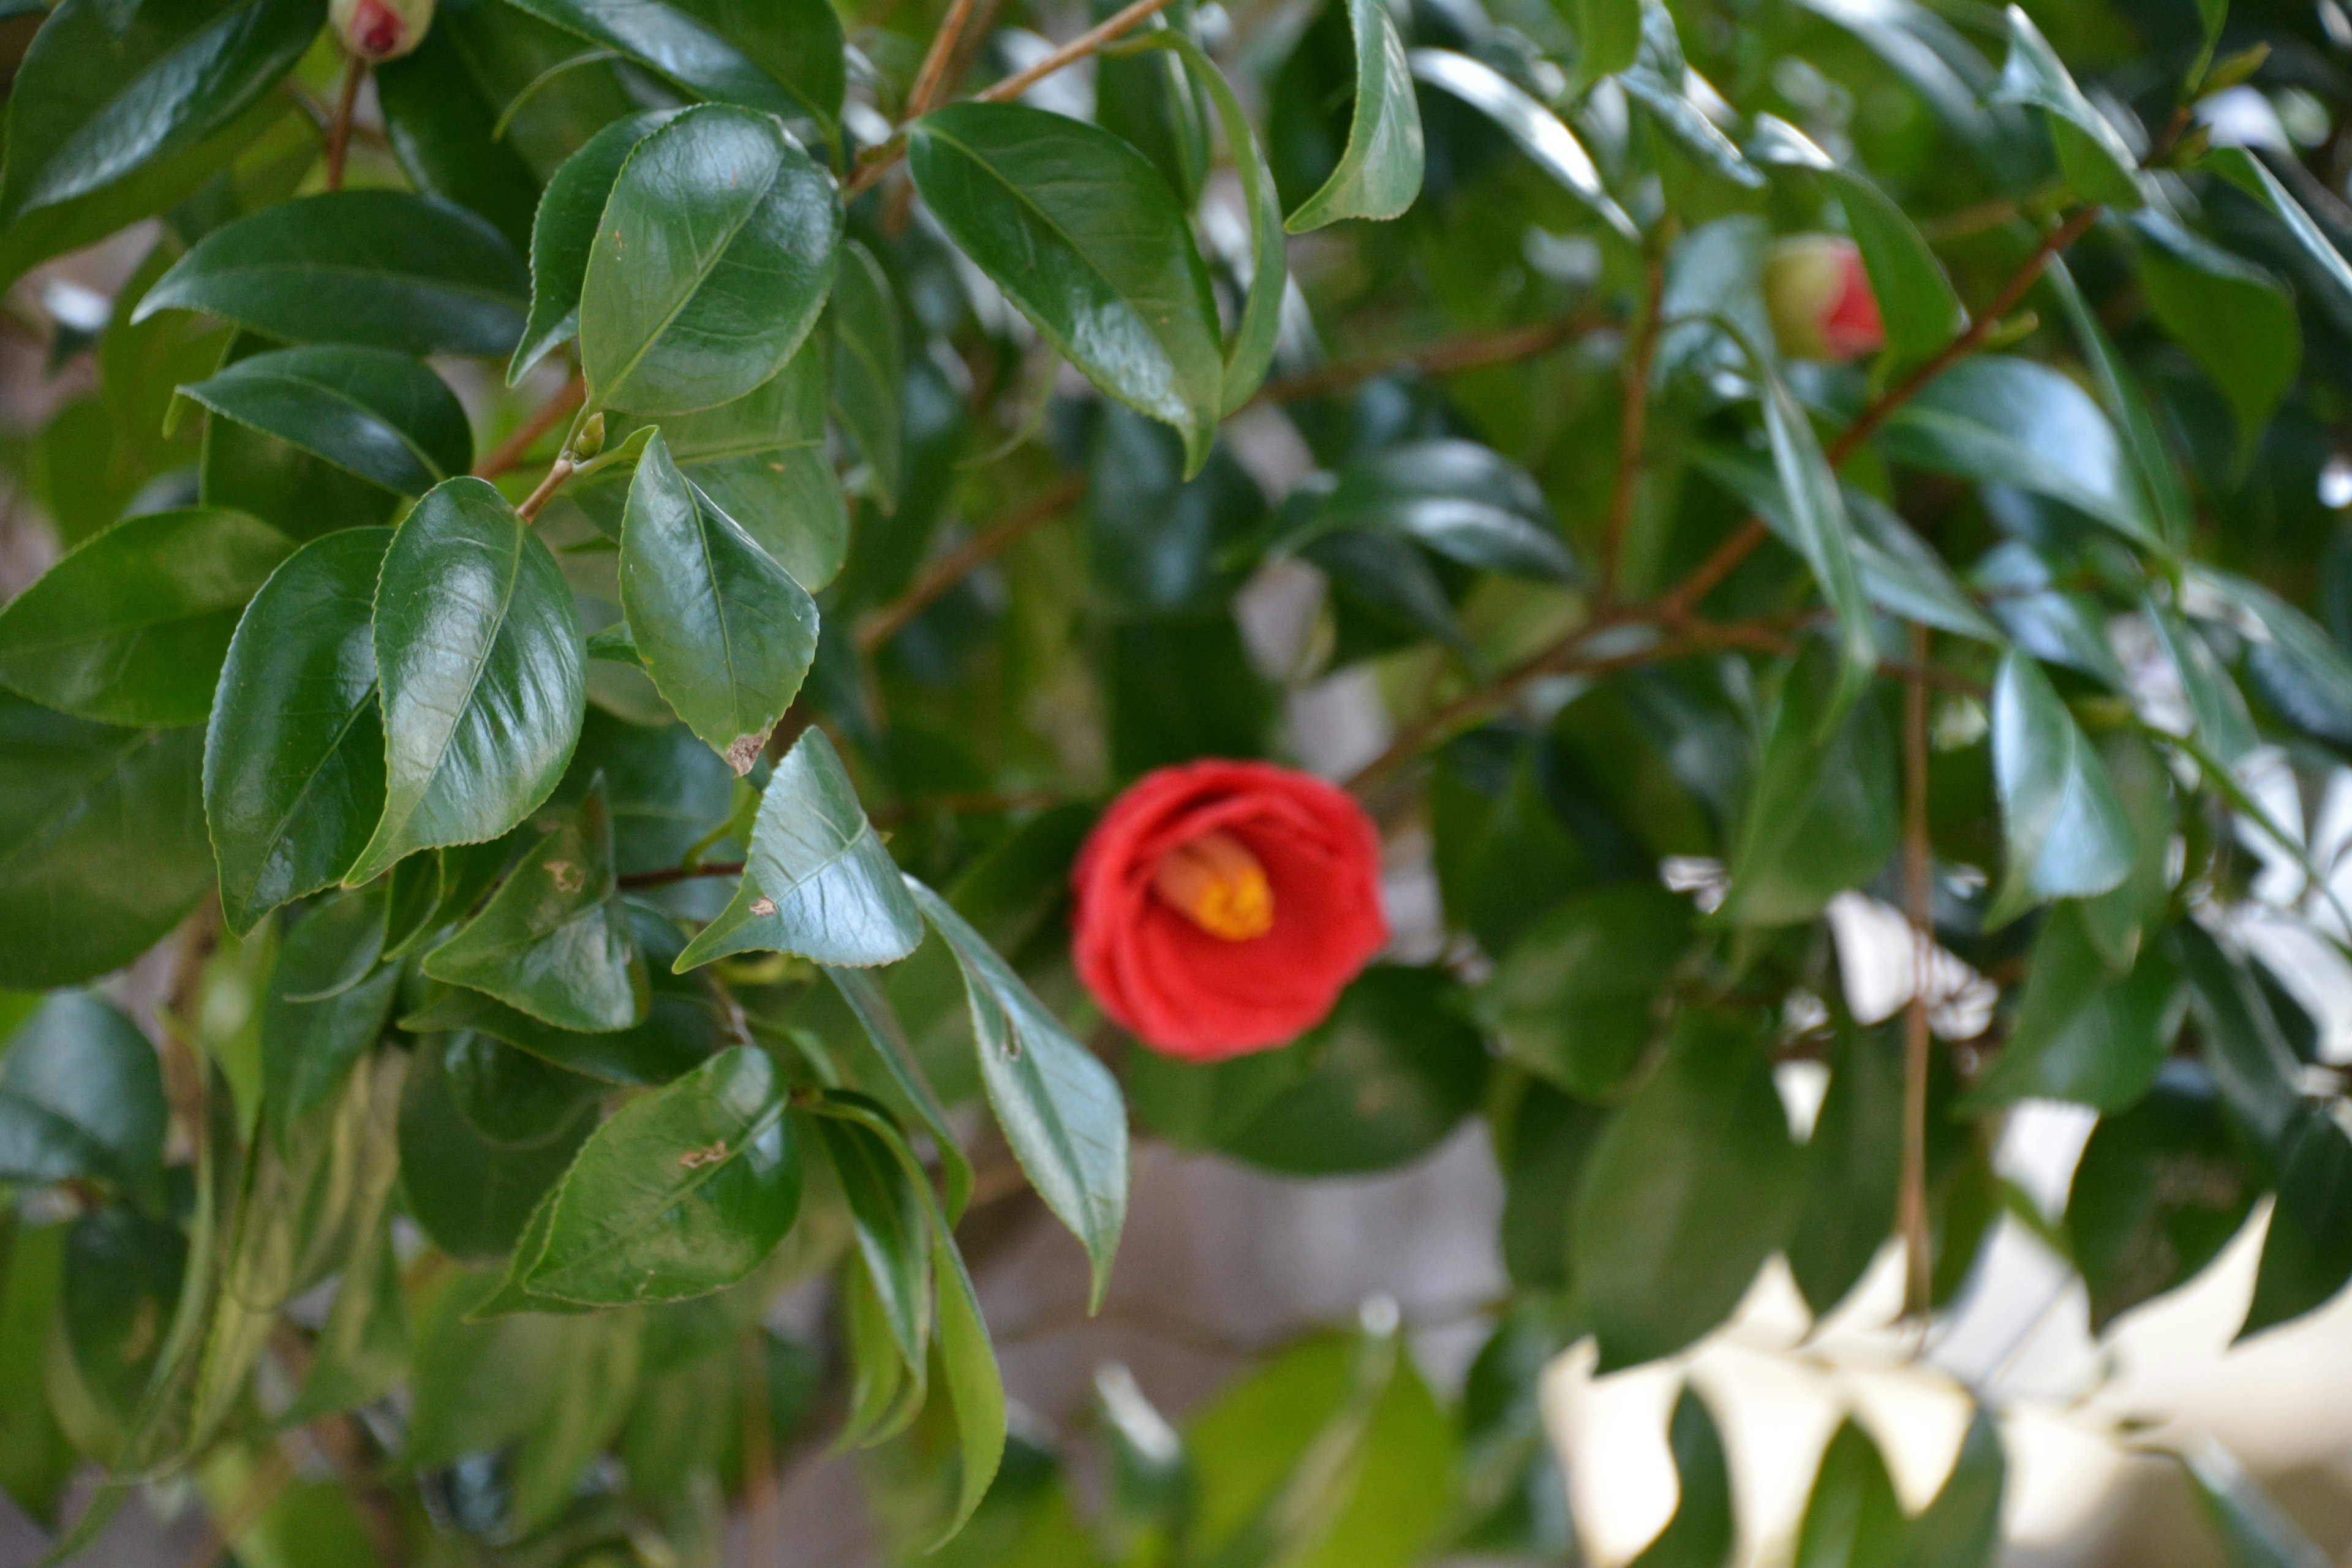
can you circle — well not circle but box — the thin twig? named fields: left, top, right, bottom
left=475, top=374, right=586, bottom=480
left=1599, top=247, right=1666, bottom=603
left=1256, top=313, right=1602, bottom=405
left=325, top=55, right=366, bottom=193
left=516, top=454, right=576, bottom=521
left=905, top=0, right=984, bottom=120
left=1900, top=620, right=1934, bottom=1319
left=616, top=859, right=745, bottom=891
left=856, top=473, right=1087, bottom=652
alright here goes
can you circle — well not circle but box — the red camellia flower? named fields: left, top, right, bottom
left=1071, top=760, right=1389, bottom=1061
left=1763, top=234, right=1885, bottom=363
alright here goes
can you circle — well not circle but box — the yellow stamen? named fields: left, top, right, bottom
left=1152, top=830, right=1275, bottom=940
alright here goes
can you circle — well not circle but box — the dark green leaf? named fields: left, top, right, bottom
left=579, top=103, right=840, bottom=417
left=1752, top=341, right=1875, bottom=712
left=2204, top=148, right=2352, bottom=322
left=829, top=965, right=972, bottom=1218
left=343, top=477, right=584, bottom=884
left=1568, top=0, right=1639, bottom=88
left=2045, top=257, right=2192, bottom=551
left=510, top=109, right=673, bottom=382
left=424, top=782, right=647, bottom=1032
left=2188, top=565, right=2352, bottom=753
left=1793, top=0, right=2037, bottom=184
left=2067, top=1061, right=2255, bottom=1332
left=831, top=239, right=903, bottom=510
left=2241, top=1109, right=2352, bottom=1340
left=1903, top=1411, right=2004, bottom=1568
left=814, top=1111, right=930, bottom=1366
left=205, top=527, right=389, bottom=935
left=909, top=102, right=1224, bottom=475
left=1477, top=885, right=1691, bottom=1096
left=1572, top=1009, right=1801, bottom=1370
left=176, top=345, right=472, bottom=497
left=1298, top=439, right=1575, bottom=581
left=523, top=1044, right=799, bottom=1304
left=58, top=1207, right=186, bottom=1441
left=1283, top=0, right=1423, bottom=230
left=373, top=26, right=541, bottom=254
left=1724, top=639, right=1898, bottom=925
left=930, top=1223, right=1005, bottom=1544
left=1991, top=7, right=2141, bottom=208
left=1626, top=1388, right=1735, bottom=1568
left=910, top=878, right=1128, bottom=1305
left=1966, top=902, right=2182, bottom=1110
left=398, top=1033, right=594, bottom=1264
left=2150, top=606, right=2256, bottom=765
left=1620, top=4, right=1763, bottom=193
left=1166, top=34, right=1288, bottom=409
left=0, top=696, right=210, bottom=989
left=2134, top=214, right=2297, bottom=467
left=134, top=190, right=530, bottom=357
left=196, top=333, right=405, bottom=542
left=445, top=1030, right=601, bottom=1147
left=1088, top=405, right=1262, bottom=617
left=501, top=0, right=845, bottom=133
left=1986, top=651, right=2133, bottom=927
left=2176, top=924, right=2307, bottom=1157
left=0, top=0, right=320, bottom=285
left=0, top=992, right=166, bottom=1207
left=0, top=506, right=290, bottom=727
left=261, top=888, right=398, bottom=1134
left=0, top=1222, right=74, bottom=1523
left=1412, top=49, right=1635, bottom=239
left=1789, top=1023, right=1902, bottom=1318
left=619, top=431, right=818, bottom=772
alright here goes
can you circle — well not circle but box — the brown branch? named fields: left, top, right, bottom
left=475, top=374, right=586, bottom=480
left=325, top=55, right=366, bottom=193
left=905, top=0, right=983, bottom=120
left=1899, top=621, right=1934, bottom=1319
left=617, top=859, right=744, bottom=891
left=1256, top=313, right=1602, bottom=406
left=856, top=473, right=1087, bottom=652
left=516, top=454, right=576, bottom=521
left=1599, top=249, right=1667, bottom=603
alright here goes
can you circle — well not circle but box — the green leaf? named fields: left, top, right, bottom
left=2045, top=257, right=2193, bottom=551
left=2149, top=606, right=2256, bottom=765
left=1789, top=1023, right=1903, bottom=1319
left=0, top=1223, right=75, bottom=1525
left=0, top=696, right=211, bottom=989
left=1568, top=0, right=1640, bottom=90
left=58, top=1206, right=186, bottom=1444
left=908, top=878, right=1128, bottom=1306
left=2188, top=564, right=2352, bottom=753
left=424, top=782, right=647, bottom=1033
left=2204, top=148, right=2352, bottom=323
left=0, top=0, right=320, bottom=285
left=1749, top=115, right=1966, bottom=368
left=134, top=190, right=531, bottom=357
left=1904, top=1411, right=2004, bottom=1568
left=1879, top=355, right=2159, bottom=550
left=1723, top=639, right=1898, bottom=925
left=205, top=527, right=390, bottom=935
left=449, top=1036, right=613, bottom=1151
left=1477, top=884, right=1691, bottom=1096
left=677, top=729, right=920, bottom=969
left=1626, top=1387, right=1735, bottom=1568
left=1619, top=4, right=1764, bottom=193
left=579, top=103, right=841, bottom=417
left=1087, top=406, right=1262, bottom=618
left=827, top=966, right=971, bottom=1218
left=500, top=0, right=845, bottom=134
left=343, top=477, right=585, bottom=885
left=830, top=239, right=904, bottom=510
left=1752, top=344, right=1875, bottom=716
left=282, top=1216, right=406, bottom=1423
left=2176, top=925, right=2305, bottom=1157
left=398, top=1033, right=594, bottom=1264
left=0, top=507, right=291, bottom=727
left=176, top=345, right=473, bottom=497
left=374, top=26, right=541, bottom=254
left=910, top=101, right=1224, bottom=475
left=0, top=993, right=166, bottom=1207
left=510, top=109, right=673, bottom=382
left=1411, top=49, right=1636, bottom=240
left=195, top=335, right=407, bottom=543
left=619, top=431, right=818, bottom=772
left=2066, top=1061, right=2254, bottom=1332
left=1294, top=440, right=1576, bottom=581
left=1965, top=902, right=2182, bottom=1111
left=929, top=1221, right=1005, bottom=1545
left=1986, top=651, right=2135, bottom=927
left=1991, top=5, right=2142, bottom=208
left=260, top=888, right=399, bottom=1136
left=1571, top=1009, right=1801, bottom=1370
left=522, top=1044, right=800, bottom=1304
left=1283, top=0, right=1423, bottom=230
left=2241, top=1108, right=2352, bottom=1340
left=813, top=1110, right=930, bottom=1368
left=2133, top=213, right=2299, bottom=467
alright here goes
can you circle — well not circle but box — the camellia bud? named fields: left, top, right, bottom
left=330, top=0, right=432, bottom=61
left=570, top=411, right=606, bottom=461
left=1763, top=234, right=1885, bottom=363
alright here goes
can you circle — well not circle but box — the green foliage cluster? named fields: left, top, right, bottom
left=0, top=0, right=2350, bottom=1561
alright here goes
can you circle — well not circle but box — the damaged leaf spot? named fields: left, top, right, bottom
left=678, top=1139, right=728, bottom=1168
left=749, top=896, right=778, bottom=917
left=546, top=859, right=584, bottom=894
left=725, top=732, right=766, bottom=775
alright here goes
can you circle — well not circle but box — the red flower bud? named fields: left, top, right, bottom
left=1764, top=235, right=1884, bottom=363
left=331, top=0, right=432, bottom=61
left=1071, top=760, right=1388, bottom=1060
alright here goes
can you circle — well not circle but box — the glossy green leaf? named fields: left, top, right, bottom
left=2176, top=925, right=2305, bottom=1157
left=398, top=1033, right=593, bottom=1264
left=1794, top=0, right=2038, bottom=184
left=1282, top=0, right=1422, bottom=230
left=579, top=103, right=840, bottom=417
left=2134, top=213, right=2297, bottom=467
left=2045, top=257, right=2192, bottom=551
left=2241, top=1109, right=2352, bottom=1340
left=195, top=333, right=405, bottom=543
left=1723, top=639, right=1898, bottom=925
left=134, top=190, right=530, bottom=357
left=1973, top=542, right=2124, bottom=688
left=1412, top=48, right=1635, bottom=240
left=0, top=696, right=211, bottom=989
left=1986, top=651, right=2134, bottom=927
left=619, top=431, right=818, bottom=772
left=0, top=1223, right=76, bottom=1524
left=1619, top=4, right=1763, bottom=193
left=828, top=966, right=972, bottom=1219
left=1789, top=1023, right=1902, bottom=1318
left=0, top=993, right=165, bottom=1207
left=813, top=1111, right=930, bottom=1367
left=1626, top=1387, right=1735, bottom=1568
left=1754, top=344, right=1876, bottom=715
left=204, top=527, right=389, bottom=935
left=373, top=26, right=541, bottom=254
left=2187, top=565, right=2352, bottom=752
left=177, top=345, right=472, bottom=497
left=1571, top=1009, right=1801, bottom=1370
left=522, top=1044, right=799, bottom=1304
left=909, top=102, right=1224, bottom=475
left=0, top=506, right=290, bottom=727
left=424, top=782, right=647, bottom=1033
left=344, top=477, right=585, bottom=884
left=1991, top=6, right=2141, bottom=208
left=2204, top=148, right=2352, bottom=322
left=2066, top=1061, right=2254, bottom=1332
left=1904, top=1411, right=2005, bottom=1568
left=1294, top=440, right=1575, bottom=581
left=0, top=0, right=320, bottom=285
left=1477, top=884, right=1691, bottom=1096
left=1879, top=355, right=2158, bottom=549
left=929, top=1219, right=1005, bottom=1545
left=510, top=109, right=672, bottom=382
left=1966, top=902, right=2182, bottom=1111
left=1569, top=0, right=1640, bottom=91
left=260, top=888, right=398, bottom=1136
left=910, top=878, right=1128, bottom=1306
left=1088, top=405, right=1262, bottom=617
left=830, top=239, right=903, bottom=511
left=677, top=728, right=922, bottom=970
left=58, top=1206, right=186, bottom=1443
left=2150, top=606, right=2256, bottom=766
left=446, top=1026, right=601, bottom=1150
left=501, top=0, right=844, bottom=133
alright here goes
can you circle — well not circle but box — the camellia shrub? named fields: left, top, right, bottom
left=2, top=0, right=2352, bottom=1559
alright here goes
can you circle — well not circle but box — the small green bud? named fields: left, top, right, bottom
left=571, top=411, right=606, bottom=461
